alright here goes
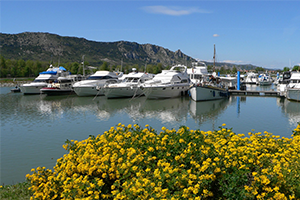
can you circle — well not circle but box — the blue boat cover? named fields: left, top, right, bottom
left=39, top=66, right=67, bottom=74
left=39, top=71, right=57, bottom=75
left=59, top=66, right=67, bottom=71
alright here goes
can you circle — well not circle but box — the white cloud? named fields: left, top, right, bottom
left=142, top=6, right=211, bottom=16
left=223, top=60, right=244, bottom=64
left=213, top=34, right=220, bottom=37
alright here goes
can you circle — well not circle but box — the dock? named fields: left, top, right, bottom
left=229, top=90, right=280, bottom=97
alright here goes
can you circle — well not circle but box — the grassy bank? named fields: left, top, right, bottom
left=0, top=78, right=34, bottom=83
left=0, top=78, right=33, bottom=87
left=0, top=182, right=32, bottom=200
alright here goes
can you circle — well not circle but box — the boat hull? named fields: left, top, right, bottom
left=259, top=81, right=272, bottom=86
left=189, top=85, right=229, bottom=101
left=20, top=83, right=48, bottom=95
left=104, top=87, right=144, bottom=98
left=143, top=85, right=189, bottom=99
left=40, top=87, right=75, bottom=96
left=11, top=87, right=21, bottom=93
left=286, top=88, right=300, bottom=102
left=73, top=86, right=103, bottom=96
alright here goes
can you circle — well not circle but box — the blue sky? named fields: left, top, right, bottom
left=1, top=0, right=300, bottom=69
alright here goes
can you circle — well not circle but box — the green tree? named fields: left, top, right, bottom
left=100, top=62, right=109, bottom=71
left=292, top=65, right=299, bottom=71
left=283, top=67, right=290, bottom=72
left=70, top=62, right=80, bottom=74
left=0, top=56, right=8, bottom=77
left=255, top=67, right=264, bottom=73
left=207, top=65, right=213, bottom=72
left=232, top=66, right=237, bottom=74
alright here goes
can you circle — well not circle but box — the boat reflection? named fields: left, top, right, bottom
left=17, top=95, right=191, bottom=123
left=277, top=98, right=300, bottom=126
left=17, top=94, right=240, bottom=128
left=139, top=97, right=189, bottom=123
left=189, top=98, right=230, bottom=125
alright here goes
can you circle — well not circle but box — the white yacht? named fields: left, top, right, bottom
left=257, top=73, right=273, bottom=86
left=140, top=64, right=190, bottom=99
left=189, top=72, right=229, bottom=101
left=40, top=74, right=84, bottom=96
left=286, top=72, right=300, bottom=101
left=103, top=68, right=154, bottom=98
left=187, top=62, right=209, bottom=84
left=188, top=45, right=229, bottom=101
left=277, top=71, right=292, bottom=97
left=20, top=65, right=70, bottom=94
left=73, top=71, right=120, bottom=96
left=244, top=72, right=258, bottom=84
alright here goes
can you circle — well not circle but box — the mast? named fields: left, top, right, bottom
left=82, top=55, right=85, bottom=77
left=213, top=44, right=216, bottom=71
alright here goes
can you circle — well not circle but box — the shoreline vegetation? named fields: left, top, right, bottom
left=1, top=123, right=300, bottom=199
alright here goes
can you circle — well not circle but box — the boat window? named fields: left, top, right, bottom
left=123, top=77, right=132, bottom=82
left=87, top=76, right=116, bottom=80
left=33, top=79, right=49, bottom=82
left=60, top=79, right=72, bottom=83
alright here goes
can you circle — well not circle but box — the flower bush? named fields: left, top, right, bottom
left=27, top=123, right=300, bottom=199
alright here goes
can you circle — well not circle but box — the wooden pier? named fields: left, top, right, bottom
left=229, top=90, right=280, bottom=97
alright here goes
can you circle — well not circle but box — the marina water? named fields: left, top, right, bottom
left=1, top=85, right=299, bottom=185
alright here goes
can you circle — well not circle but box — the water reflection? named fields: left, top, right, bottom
left=139, top=97, right=189, bottom=123
left=9, top=94, right=190, bottom=123
left=189, top=98, right=230, bottom=126
left=277, top=98, right=300, bottom=126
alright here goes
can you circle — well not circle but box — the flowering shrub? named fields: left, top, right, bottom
left=27, top=123, right=300, bottom=199
left=292, top=123, right=300, bottom=136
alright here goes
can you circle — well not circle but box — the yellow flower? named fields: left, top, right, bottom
left=222, top=123, right=226, bottom=126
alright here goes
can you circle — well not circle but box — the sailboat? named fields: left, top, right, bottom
left=188, top=44, right=229, bottom=101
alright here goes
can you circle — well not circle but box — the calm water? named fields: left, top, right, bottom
left=1, top=85, right=299, bottom=185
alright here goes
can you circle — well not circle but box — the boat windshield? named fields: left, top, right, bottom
left=87, top=76, right=117, bottom=80
left=33, top=79, right=53, bottom=83
left=123, top=77, right=140, bottom=83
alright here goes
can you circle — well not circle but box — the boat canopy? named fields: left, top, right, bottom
left=58, top=66, right=67, bottom=71
left=40, top=71, right=57, bottom=75
left=39, top=66, right=67, bottom=74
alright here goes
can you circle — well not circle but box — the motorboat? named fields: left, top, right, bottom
left=257, top=73, right=273, bottom=86
left=11, top=85, right=21, bottom=93
left=220, top=75, right=237, bottom=89
left=40, top=74, right=84, bottom=96
left=187, top=62, right=209, bottom=84
left=103, top=68, right=154, bottom=98
left=277, top=71, right=292, bottom=97
left=244, top=72, right=258, bottom=84
left=286, top=72, right=300, bottom=101
left=73, top=71, right=121, bottom=96
left=20, top=65, right=70, bottom=94
left=189, top=44, right=229, bottom=101
left=140, top=64, right=190, bottom=99
left=189, top=72, right=229, bottom=101
left=274, top=72, right=282, bottom=86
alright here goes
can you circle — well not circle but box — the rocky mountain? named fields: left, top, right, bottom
left=0, top=32, right=196, bottom=67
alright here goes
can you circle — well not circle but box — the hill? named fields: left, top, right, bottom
left=0, top=32, right=257, bottom=70
left=0, top=32, right=196, bottom=67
